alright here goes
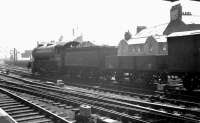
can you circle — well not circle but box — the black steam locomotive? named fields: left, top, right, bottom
left=32, top=31, right=200, bottom=91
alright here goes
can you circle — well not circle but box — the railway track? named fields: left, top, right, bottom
left=0, top=87, right=73, bottom=123
left=1, top=72, right=200, bottom=122
left=0, top=78, right=161, bottom=123
left=1, top=67, right=200, bottom=109
left=4, top=64, right=200, bottom=103
left=2, top=64, right=200, bottom=122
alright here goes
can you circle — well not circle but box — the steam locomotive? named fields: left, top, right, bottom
left=32, top=30, right=200, bottom=91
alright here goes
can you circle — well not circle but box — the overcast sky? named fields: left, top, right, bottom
left=0, top=0, right=200, bottom=58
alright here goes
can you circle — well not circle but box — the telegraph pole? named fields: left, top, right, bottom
left=13, top=48, right=16, bottom=62
left=10, top=48, right=18, bottom=63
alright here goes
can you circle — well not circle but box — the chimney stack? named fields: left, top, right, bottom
left=136, top=26, right=146, bottom=34
left=170, top=4, right=182, bottom=22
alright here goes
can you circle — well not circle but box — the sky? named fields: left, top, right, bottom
left=0, top=0, right=200, bottom=59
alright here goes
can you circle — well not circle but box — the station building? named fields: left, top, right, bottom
left=118, top=4, right=200, bottom=56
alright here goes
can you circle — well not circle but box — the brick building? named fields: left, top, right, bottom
left=118, top=3, right=200, bottom=56
left=126, top=36, right=167, bottom=56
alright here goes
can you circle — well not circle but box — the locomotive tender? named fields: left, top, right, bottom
left=32, top=30, right=200, bottom=90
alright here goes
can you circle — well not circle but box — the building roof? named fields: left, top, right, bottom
left=154, top=36, right=167, bottom=42
left=134, top=13, right=200, bottom=37
left=127, top=37, right=147, bottom=45
left=135, top=23, right=168, bottom=38
left=168, top=29, right=200, bottom=37
left=128, top=23, right=168, bottom=45
left=126, top=3, right=200, bottom=47
left=128, top=35, right=167, bottom=45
